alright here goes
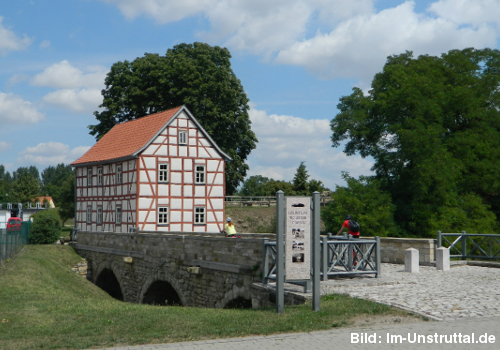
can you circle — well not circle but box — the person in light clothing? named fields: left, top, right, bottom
left=224, top=217, right=237, bottom=237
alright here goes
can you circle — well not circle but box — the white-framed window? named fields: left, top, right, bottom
left=116, top=164, right=122, bottom=184
left=158, top=163, right=169, bottom=183
left=87, top=168, right=92, bottom=187
left=115, top=206, right=122, bottom=225
left=97, top=207, right=103, bottom=225
left=97, top=167, right=103, bottom=186
left=195, top=165, right=205, bottom=184
left=158, top=206, right=169, bottom=225
left=194, top=207, right=206, bottom=224
left=86, top=207, right=92, bottom=224
left=179, top=130, right=187, bottom=145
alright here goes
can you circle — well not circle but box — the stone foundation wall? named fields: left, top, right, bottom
left=379, top=237, right=436, bottom=265
left=74, top=231, right=264, bottom=308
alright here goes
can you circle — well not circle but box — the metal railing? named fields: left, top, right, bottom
left=0, top=221, right=31, bottom=265
left=438, top=231, right=500, bottom=260
left=262, top=234, right=380, bottom=284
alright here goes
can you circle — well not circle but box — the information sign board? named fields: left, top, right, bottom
left=285, top=196, right=311, bottom=280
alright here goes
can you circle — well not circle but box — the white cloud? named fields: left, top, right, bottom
left=0, top=16, right=32, bottom=55
left=102, top=0, right=373, bottom=55
left=42, top=88, right=103, bottom=113
left=428, top=0, right=500, bottom=27
left=0, top=141, right=11, bottom=152
left=247, top=105, right=373, bottom=189
left=0, top=92, right=45, bottom=124
left=276, top=1, right=497, bottom=83
left=31, top=60, right=107, bottom=113
left=102, top=0, right=500, bottom=85
left=18, top=142, right=91, bottom=166
left=31, top=60, right=107, bottom=89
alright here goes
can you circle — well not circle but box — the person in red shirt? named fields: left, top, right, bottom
left=336, top=215, right=360, bottom=238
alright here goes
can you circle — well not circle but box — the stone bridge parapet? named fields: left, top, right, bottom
left=73, top=231, right=265, bottom=308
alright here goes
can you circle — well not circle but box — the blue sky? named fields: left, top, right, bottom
left=1, top=0, right=499, bottom=190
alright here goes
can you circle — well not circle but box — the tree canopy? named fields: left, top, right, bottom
left=89, top=42, right=257, bottom=194
left=331, top=48, right=500, bottom=236
left=321, top=172, right=398, bottom=237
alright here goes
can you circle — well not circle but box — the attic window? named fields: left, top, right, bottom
left=179, top=130, right=187, bottom=145
left=97, top=167, right=103, bottom=186
left=116, top=164, right=122, bottom=184
left=87, top=168, right=92, bottom=187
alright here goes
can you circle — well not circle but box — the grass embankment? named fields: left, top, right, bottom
left=1, top=246, right=410, bottom=349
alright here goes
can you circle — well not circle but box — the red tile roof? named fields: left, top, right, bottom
left=71, top=106, right=182, bottom=166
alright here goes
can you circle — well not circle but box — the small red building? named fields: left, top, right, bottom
left=71, top=106, right=229, bottom=233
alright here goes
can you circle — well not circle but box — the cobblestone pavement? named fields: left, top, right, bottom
left=89, top=263, right=500, bottom=350
left=318, top=263, right=500, bottom=321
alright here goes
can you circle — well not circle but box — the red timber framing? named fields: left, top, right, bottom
left=74, top=160, right=137, bottom=233
left=71, top=106, right=228, bottom=234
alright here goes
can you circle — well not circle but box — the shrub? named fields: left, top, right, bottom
left=30, top=209, right=62, bottom=244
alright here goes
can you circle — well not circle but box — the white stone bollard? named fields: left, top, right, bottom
left=405, top=248, right=419, bottom=273
left=436, top=247, right=450, bottom=271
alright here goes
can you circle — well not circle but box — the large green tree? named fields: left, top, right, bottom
left=89, top=42, right=257, bottom=194
left=321, top=172, right=398, bottom=237
left=331, top=48, right=500, bottom=236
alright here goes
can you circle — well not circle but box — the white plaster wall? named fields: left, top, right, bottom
left=209, top=186, right=224, bottom=197
left=183, top=185, right=193, bottom=197
left=171, top=198, right=182, bottom=210
left=140, top=184, right=153, bottom=196
left=189, top=147, right=197, bottom=157
left=183, top=199, right=193, bottom=209
left=184, top=172, right=193, bottom=183
left=156, top=145, right=168, bottom=156
left=207, top=224, right=219, bottom=232
left=157, top=184, right=169, bottom=196
left=143, top=157, right=156, bottom=169
left=171, top=185, right=181, bottom=197
left=139, top=198, right=153, bottom=210
left=157, top=197, right=169, bottom=206
left=195, top=186, right=205, bottom=197
left=171, top=172, right=182, bottom=183
left=171, top=211, right=181, bottom=222
left=171, top=158, right=182, bottom=171
left=183, top=211, right=193, bottom=222
left=211, top=199, right=223, bottom=210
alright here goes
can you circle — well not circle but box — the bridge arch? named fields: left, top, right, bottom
left=94, top=260, right=126, bottom=301
left=217, top=286, right=252, bottom=309
left=139, top=270, right=187, bottom=306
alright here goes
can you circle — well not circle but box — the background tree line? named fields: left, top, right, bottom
left=238, top=162, right=330, bottom=197
left=0, top=164, right=74, bottom=224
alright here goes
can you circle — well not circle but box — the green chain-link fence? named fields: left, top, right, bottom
left=0, top=221, right=31, bottom=266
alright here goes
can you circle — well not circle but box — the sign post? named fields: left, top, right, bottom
left=275, top=191, right=321, bottom=313
left=275, top=191, right=285, bottom=314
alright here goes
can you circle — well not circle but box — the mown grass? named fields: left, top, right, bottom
left=1, top=245, right=409, bottom=350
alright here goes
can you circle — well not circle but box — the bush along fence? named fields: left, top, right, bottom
left=0, top=221, right=31, bottom=266
left=438, top=231, right=500, bottom=260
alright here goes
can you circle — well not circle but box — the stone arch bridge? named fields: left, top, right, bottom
left=73, top=231, right=266, bottom=308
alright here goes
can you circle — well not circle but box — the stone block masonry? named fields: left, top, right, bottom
left=74, top=231, right=263, bottom=308
left=379, top=237, right=436, bottom=265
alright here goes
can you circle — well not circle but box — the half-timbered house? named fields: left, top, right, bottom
left=71, top=106, right=229, bottom=233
